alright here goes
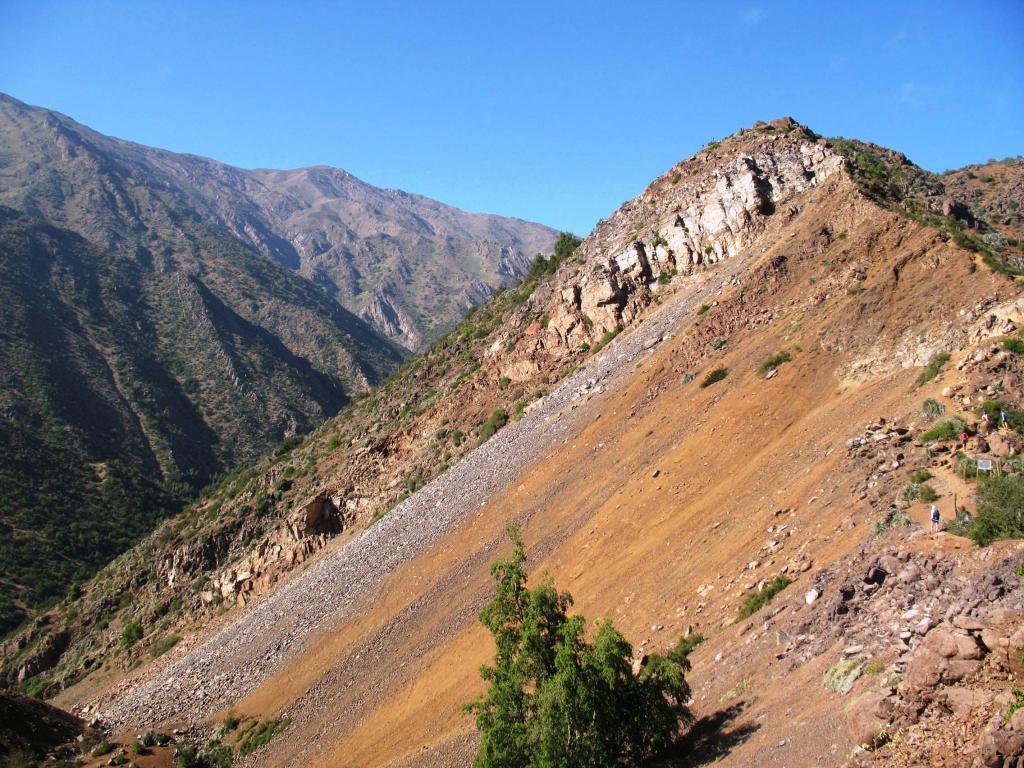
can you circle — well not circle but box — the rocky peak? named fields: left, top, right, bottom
left=501, top=121, right=845, bottom=369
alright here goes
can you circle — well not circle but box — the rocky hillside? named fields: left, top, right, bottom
left=0, top=92, right=555, bottom=636
left=6, top=117, right=1024, bottom=767
left=943, top=157, right=1024, bottom=241
left=0, top=93, right=557, bottom=350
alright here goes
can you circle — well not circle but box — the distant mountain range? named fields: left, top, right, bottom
left=0, top=94, right=557, bottom=350
left=0, top=92, right=557, bottom=633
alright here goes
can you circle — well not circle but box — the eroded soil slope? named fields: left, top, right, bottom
left=96, top=153, right=1024, bottom=767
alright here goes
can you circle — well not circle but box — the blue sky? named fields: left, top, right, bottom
left=1, top=1, right=1021, bottom=235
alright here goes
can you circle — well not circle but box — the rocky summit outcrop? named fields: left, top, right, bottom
left=497, top=119, right=844, bottom=377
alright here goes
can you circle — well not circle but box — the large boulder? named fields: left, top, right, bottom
left=988, top=431, right=1021, bottom=457
left=977, top=707, right=1024, bottom=768
left=847, top=689, right=896, bottom=748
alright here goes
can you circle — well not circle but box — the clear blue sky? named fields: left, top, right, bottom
left=1, top=1, right=1021, bottom=235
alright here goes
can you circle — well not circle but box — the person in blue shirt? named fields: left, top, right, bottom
left=930, top=504, right=941, bottom=530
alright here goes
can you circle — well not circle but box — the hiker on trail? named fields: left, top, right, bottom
left=1001, top=408, right=1009, bottom=429
left=930, top=504, right=941, bottom=530
left=960, top=429, right=970, bottom=448
left=982, top=412, right=992, bottom=433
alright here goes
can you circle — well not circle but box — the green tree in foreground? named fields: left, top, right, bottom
left=466, top=527, right=693, bottom=768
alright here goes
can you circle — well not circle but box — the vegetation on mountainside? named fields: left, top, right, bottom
left=236, top=718, right=292, bottom=756
left=467, top=528, right=693, bottom=767
left=828, top=139, right=1024, bottom=275
left=921, top=418, right=966, bottom=442
left=737, top=575, right=792, bottom=620
left=967, top=475, right=1024, bottom=546
left=916, top=352, right=951, bottom=385
left=921, top=398, right=945, bottom=420
left=0, top=204, right=403, bottom=636
left=174, top=739, right=233, bottom=768
left=757, top=351, right=791, bottom=377
left=1003, top=338, right=1024, bottom=355
left=700, top=367, right=729, bottom=388
left=479, top=408, right=510, bottom=444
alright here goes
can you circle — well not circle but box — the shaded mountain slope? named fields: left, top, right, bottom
left=8, top=118, right=1023, bottom=767
left=0, top=201, right=402, bottom=636
left=0, top=91, right=554, bottom=634
left=0, top=689, right=83, bottom=762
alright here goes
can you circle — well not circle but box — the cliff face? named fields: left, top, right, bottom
left=515, top=119, right=844, bottom=366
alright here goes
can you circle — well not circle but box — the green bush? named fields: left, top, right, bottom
left=823, top=657, right=864, bottom=694
left=916, top=352, right=950, bottom=385
left=700, top=367, right=729, bottom=388
left=673, top=633, right=705, bottom=658
left=921, top=418, right=965, bottom=442
left=466, top=528, right=693, bottom=767
left=1003, top=338, right=1024, bottom=354
left=1008, top=689, right=1024, bottom=721
left=91, top=741, right=116, bottom=757
left=737, top=575, right=791, bottom=620
left=149, top=633, right=180, bottom=659
left=478, top=409, right=509, bottom=444
left=909, top=470, right=932, bottom=484
left=921, top=398, right=945, bottom=420
left=175, top=738, right=233, bottom=768
left=757, top=351, right=792, bottom=377
left=237, top=719, right=292, bottom=757
left=121, top=619, right=142, bottom=648
left=591, top=325, right=622, bottom=354
left=696, top=303, right=711, bottom=316
left=968, top=475, right=1024, bottom=546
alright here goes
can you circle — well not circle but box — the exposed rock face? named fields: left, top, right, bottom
left=170, top=495, right=350, bottom=607
left=13, top=631, right=69, bottom=685
left=360, top=291, right=422, bottom=350
left=943, top=157, right=1024, bottom=240
left=530, top=126, right=843, bottom=356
